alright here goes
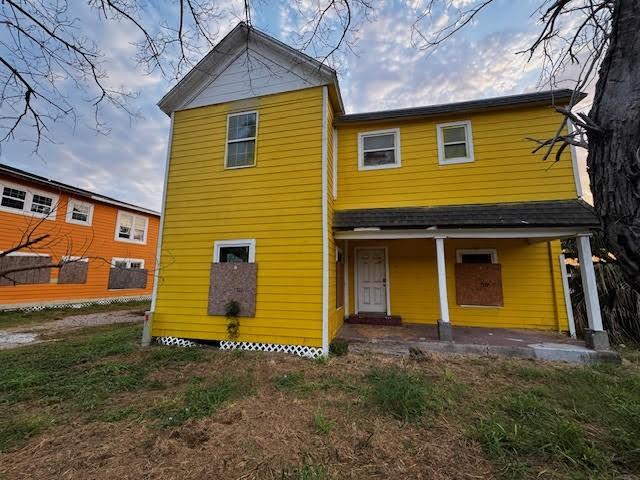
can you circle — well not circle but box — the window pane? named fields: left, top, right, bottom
left=228, top=113, right=257, bottom=141
left=72, top=204, right=89, bottom=222
left=114, top=260, right=128, bottom=268
left=444, top=143, right=467, bottom=159
left=118, top=214, right=132, bottom=239
left=443, top=125, right=466, bottom=144
left=227, top=140, right=256, bottom=167
left=31, top=194, right=53, bottom=214
left=1, top=187, right=26, bottom=210
left=461, top=253, right=493, bottom=264
left=133, top=217, right=146, bottom=241
left=219, top=246, right=249, bottom=263
left=133, top=228, right=145, bottom=241
left=129, top=261, right=142, bottom=269
left=363, top=133, right=394, bottom=151
left=363, top=149, right=395, bottom=166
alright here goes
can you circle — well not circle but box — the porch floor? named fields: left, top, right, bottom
left=335, top=323, right=619, bottom=364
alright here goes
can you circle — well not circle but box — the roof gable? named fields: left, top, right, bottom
left=158, top=23, right=343, bottom=115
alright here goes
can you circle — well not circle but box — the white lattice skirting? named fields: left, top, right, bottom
left=220, top=340, right=323, bottom=359
left=155, top=336, right=323, bottom=359
left=2, top=295, right=151, bottom=312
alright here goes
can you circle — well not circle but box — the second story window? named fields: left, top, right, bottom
left=358, top=129, right=401, bottom=170
left=437, top=121, right=474, bottom=165
left=225, top=111, right=257, bottom=169
left=1, top=186, right=26, bottom=210
left=66, top=199, right=94, bottom=226
left=116, top=211, right=148, bottom=244
left=0, top=182, right=58, bottom=219
left=31, top=194, right=53, bottom=215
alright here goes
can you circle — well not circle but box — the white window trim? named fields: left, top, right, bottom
left=456, top=248, right=498, bottom=264
left=65, top=199, right=94, bottom=226
left=114, top=210, right=149, bottom=245
left=213, top=239, right=256, bottom=263
left=358, top=128, right=401, bottom=171
left=224, top=110, right=259, bottom=170
left=111, top=257, right=145, bottom=269
left=2, top=251, right=50, bottom=257
left=437, top=120, right=475, bottom=165
left=0, top=180, right=59, bottom=220
left=62, top=255, right=88, bottom=263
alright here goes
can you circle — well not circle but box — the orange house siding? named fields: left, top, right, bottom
left=0, top=177, right=159, bottom=307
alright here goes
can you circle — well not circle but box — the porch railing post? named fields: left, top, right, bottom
left=576, top=233, right=609, bottom=350
left=435, top=236, right=453, bottom=341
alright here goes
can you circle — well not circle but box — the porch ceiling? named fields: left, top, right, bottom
left=333, top=199, right=598, bottom=231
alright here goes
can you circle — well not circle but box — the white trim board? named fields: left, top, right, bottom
left=335, top=227, right=589, bottom=240
left=321, top=86, right=329, bottom=355
left=353, top=246, right=391, bottom=316
left=150, top=112, right=174, bottom=313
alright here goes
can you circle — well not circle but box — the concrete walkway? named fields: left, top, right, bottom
left=337, top=323, right=620, bottom=364
left=0, top=310, right=144, bottom=350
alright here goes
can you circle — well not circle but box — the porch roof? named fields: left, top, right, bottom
left=333, top=199, right=599, bottom=230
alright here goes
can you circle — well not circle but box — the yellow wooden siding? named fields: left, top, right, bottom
left=335, top=106, right=578, bottom=210
left=341, top=238, right=569, bottom=334
left=153, top=87, right=324, bottom=346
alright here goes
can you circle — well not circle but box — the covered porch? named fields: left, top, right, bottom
left=332, top=200, right=610, bottom=352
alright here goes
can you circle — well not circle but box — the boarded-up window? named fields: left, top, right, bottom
left=108, top=268, right=148, bottom=289
left=208, top=263, right=257, bottom=317
left=0, top=255, right=51, bottom=286
left=455, top=262, right=503, bottom=307
left=59, top=261, right=89, bottom=284
left=336, top=248, right=344, bottom=308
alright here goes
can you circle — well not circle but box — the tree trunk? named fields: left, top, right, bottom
left=588, top=0, right=640, bottom=293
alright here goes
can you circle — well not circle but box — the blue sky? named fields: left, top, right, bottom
left=0, top=0, right=589, bottom=210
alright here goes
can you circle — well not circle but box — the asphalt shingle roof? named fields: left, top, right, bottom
left=333, top=200, right=599, bottom=230
left=335, top=89, right=586, bottom=124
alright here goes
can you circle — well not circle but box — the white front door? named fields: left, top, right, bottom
left=356, top=248, right=387, bottom=313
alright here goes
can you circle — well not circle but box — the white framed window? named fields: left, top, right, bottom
left=0, top=181, right=58, bottom=219
left=111, top=257, right=145, bottom=269
left=437, top=120, right=474, bottom=165
left=213, top=239, right=256, bottom=263
left=225, top=111, right=258, bottom=169
left=115, top=211, right=148, bottom=244
left=456, top=249, right=498, bottom=264
left=66, top=199, right=94, bottom=226
left=358, top=128, right=401, bottom=170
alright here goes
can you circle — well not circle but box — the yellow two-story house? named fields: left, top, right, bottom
left=149, top=23, right=608, bottom=357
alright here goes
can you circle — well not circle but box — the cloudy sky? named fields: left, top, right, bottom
left=1, top=0, right=591, bottom=211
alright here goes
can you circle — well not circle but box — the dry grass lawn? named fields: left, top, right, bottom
left=0, top=323, right=639, bottom=479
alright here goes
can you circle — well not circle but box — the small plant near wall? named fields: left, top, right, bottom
left=225, top=300, right=241, bottom=340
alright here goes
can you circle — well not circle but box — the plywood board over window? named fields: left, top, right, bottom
left=0, top=255, right=51, bottom=286
left=455, top=263, right=504, bottom=307
left=58, top=259, right=89, bottom=284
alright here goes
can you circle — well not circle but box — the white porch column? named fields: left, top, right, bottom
left=576, top=234, right=609, bottom=350
left=435, top=236, right=453, bottom=341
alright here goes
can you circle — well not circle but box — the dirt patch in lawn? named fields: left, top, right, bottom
left=0, top=309, right=144, bottom=349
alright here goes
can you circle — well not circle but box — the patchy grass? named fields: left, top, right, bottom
left=311, top=410, right=335, bottom=435
left=152, top=374, right=254, bottom=427
left=0, top=300, right=150, bottom=329
left=0, top=323, right=639, bottom=480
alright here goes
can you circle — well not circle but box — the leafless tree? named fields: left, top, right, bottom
left=411, top=0, right=640, bottom=294
left=0, top=0, right=372, bottom=152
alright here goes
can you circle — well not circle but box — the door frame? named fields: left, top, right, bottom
left=353, top=246, right=391, bottom=315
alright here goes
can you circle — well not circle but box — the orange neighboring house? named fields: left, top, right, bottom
left=0, top=164, right=160, bottom=310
